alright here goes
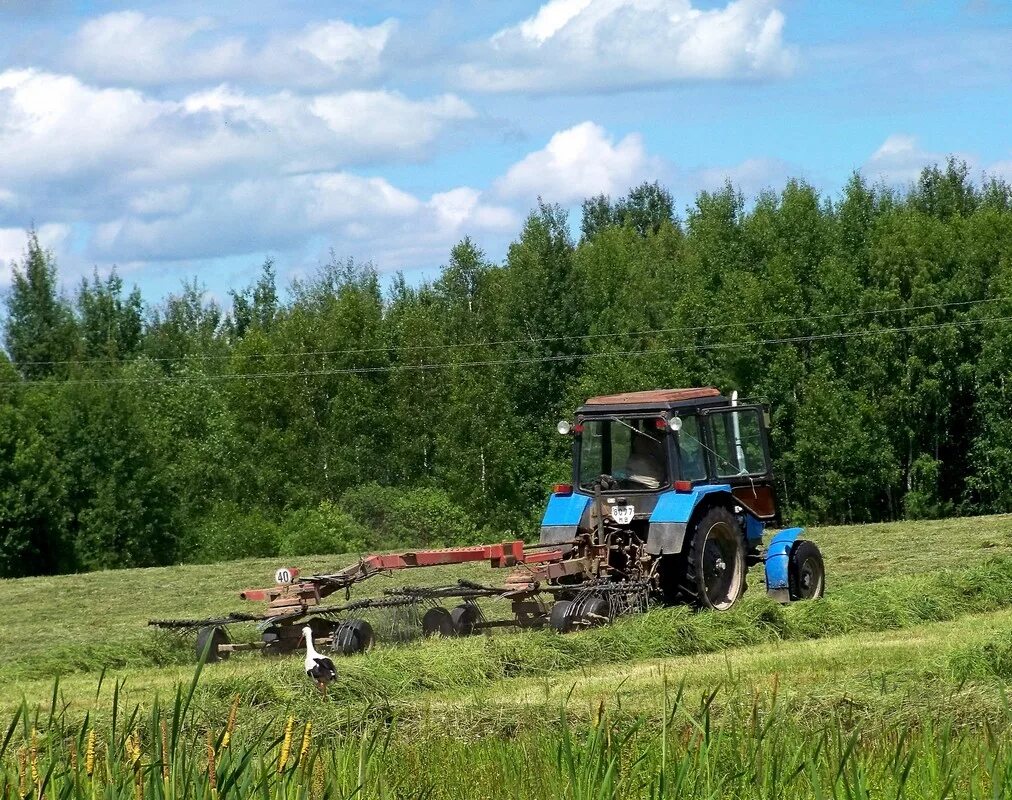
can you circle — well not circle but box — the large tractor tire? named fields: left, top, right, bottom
left=681, top=506, right=747, bottom=611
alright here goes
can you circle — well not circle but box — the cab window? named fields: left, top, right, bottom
left=676, top=416, right=707, bottom=482
left=707, top=409, right=768, bottom=477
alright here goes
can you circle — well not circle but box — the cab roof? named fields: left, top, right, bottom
left=577, top=387, right=727, bottom=414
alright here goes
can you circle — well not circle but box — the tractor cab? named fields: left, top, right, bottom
left=571, top=388, right=773, bottom=492
left=545, top=389, right=780, bottom=541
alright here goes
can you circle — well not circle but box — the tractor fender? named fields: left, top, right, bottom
left=764, top=527, right=804, bottom=603
left=645, top=485, right=733, bottom=555
left=539, top=492, right=592, bottom=545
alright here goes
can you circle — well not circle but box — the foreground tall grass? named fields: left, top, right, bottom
left=7, top=658, right=1012, bottom=800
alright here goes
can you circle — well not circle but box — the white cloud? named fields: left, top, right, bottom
left=0, top=65, right=486, bottom=273
left=495, top=121, right=658, bottom=203
left=67, top=11, right=395, bottom=88
left=89, top=173, right=517, bottom=267
left=0, top=69, right=474, bottom=197
left=459, top=0, right=796, bottom=93
left=862, top=133, right=1012, bottom=188
left=989, top=160, right=1012, bottom=181
left=862, top=134, right=981, bottom=184
left=863, top=134, right=941, bottom=184
left=0, top=224, right=71, bottom=286
left=692, top=156, right=794, bottom=195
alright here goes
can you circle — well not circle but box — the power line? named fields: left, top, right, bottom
left=3, top=314, right=1007, bottom=388
left=11, top=295, right=1010, bottom=368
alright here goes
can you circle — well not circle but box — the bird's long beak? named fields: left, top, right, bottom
left=297, top=633, right=304, bottom=646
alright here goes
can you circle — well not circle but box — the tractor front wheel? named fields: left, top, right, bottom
left=789, top=540, right=825, bottom=600
left=684, top=507, right=747, bottom=611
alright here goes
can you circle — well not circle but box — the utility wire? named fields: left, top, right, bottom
left=11, top=295, right=1010, bottom=369
left=2, top=314, right=1008, bottom=388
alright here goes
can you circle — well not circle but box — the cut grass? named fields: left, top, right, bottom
left=7, top=554, right=1012, bottom=728
left=1, top=513, right=1009, bottom=682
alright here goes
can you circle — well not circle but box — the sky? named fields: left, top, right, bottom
left=0, top=0, right=1011, bottom=303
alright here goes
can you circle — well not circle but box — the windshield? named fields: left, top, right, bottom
left=578, top=417, right=668, bottom=490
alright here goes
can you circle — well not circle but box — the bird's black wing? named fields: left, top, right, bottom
left=313, top=656, right=337, bottom=680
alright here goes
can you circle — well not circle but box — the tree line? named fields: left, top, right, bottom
left=3, top=160, right=1012, bottom=578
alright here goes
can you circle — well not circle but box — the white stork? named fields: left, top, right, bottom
left=301, top=626, right=337, bottom=697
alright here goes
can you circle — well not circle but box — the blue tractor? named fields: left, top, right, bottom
left=540, top=387, right=824, bottom=622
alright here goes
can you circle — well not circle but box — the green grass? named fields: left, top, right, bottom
left=5, top=514, right=1012, bottom=797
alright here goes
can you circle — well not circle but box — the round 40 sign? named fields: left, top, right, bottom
left=274, top=567, right=294, bottom=585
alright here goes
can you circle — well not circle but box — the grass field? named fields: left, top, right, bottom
left=3, top=514, right=1012, bottom=798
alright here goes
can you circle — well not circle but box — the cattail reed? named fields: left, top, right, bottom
left=221, top=694, right=240, bottom=750
left=278, top=716, right=295, bottom=773
left=160, top=718, right=169, bottom=782
left=29, top=729, right=39, bottom=788
left=299, top=721, right=312, bottom=765
left=206, top=730, right=217, bottom=796
left=85, top=729, right=96, bottom=778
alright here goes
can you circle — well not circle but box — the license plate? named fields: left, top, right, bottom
left=611, top=505, right=635, bottom=525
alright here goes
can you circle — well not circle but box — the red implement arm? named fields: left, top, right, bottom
left=239, top=541, right=566, bottom=610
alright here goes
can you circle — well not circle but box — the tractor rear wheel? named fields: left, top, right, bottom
left=789, top=540, right=825, bottom=600
left=196, top=625, right=230, bottom=663
left=683, top=506, right=747, bottom=611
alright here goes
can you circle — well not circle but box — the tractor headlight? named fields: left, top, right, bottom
left=668, top=416, right=683, bottom=432
left=557, top=420, right=572, bottom=435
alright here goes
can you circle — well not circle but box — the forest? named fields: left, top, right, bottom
left=2, top=159, right=1012, bottom=578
